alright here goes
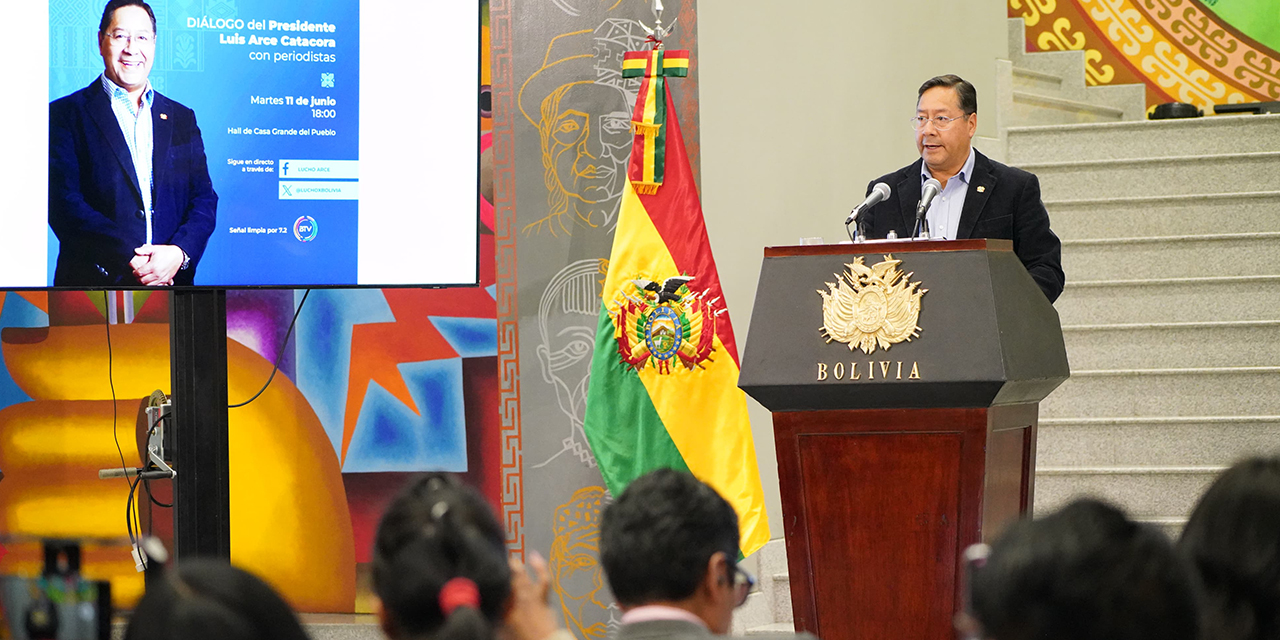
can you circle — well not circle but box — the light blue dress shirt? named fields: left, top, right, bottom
left=920, top=147, right=976, bottom=240
left=100, top=74, right=155, bottom=245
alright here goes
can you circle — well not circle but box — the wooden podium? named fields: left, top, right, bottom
left=738, top=239, right=1068, bottom=640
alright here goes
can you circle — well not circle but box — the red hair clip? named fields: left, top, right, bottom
left=439, top=576, right=480, bottom=616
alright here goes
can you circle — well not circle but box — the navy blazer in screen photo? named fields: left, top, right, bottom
left=49, top=81, right=218, bottom=287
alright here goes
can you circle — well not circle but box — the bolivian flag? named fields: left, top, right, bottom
left=582, top=49, right=769, bottom=557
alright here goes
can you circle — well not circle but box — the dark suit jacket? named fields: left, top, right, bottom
left=49, top=80, right=218, bottom=286
left=615, top=619, right=817, bottom=640
left=859, top=151, right=1064, bottom=303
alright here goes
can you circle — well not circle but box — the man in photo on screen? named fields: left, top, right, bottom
left=49, top=0, right=217, bottom=287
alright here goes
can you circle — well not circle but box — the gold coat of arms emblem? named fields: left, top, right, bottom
left=817, top=255, right=926, bottom=354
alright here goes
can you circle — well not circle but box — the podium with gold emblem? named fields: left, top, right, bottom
left=738, top=239, right=1069, bottom=640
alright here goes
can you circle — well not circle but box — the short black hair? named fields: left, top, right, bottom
left=372, top=474, right=511, bottom=640
left=918, top=74, right=977, bottom=115
left=99, top=0, right=157, bottom=38
left=970, top=499, right=1200, bottom=640
left=123, top=559, right=309, bottom=640
left=1179, top=456, right=1280, bottom=640
left=600, top=469, right=739, bottom=607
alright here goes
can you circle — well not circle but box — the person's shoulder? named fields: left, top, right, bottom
left=50, top=83, right=98, bottom=112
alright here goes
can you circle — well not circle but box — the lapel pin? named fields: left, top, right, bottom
left=976, top=185, right=985, bottom=193
left=160, top=113, right=168, bottom=120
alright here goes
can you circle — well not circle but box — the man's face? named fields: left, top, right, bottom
left=548, top=83, right=632, bottom=228
left=99, top=5, right=155, bottom=93
left=915, top=86, right=976, bottom=176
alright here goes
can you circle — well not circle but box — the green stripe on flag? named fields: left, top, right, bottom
left=582, top=307, right=690, bottom=495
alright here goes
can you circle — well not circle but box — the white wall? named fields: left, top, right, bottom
left=697, top=1, right=1010, bottom=541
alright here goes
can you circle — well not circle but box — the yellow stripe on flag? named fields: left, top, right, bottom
left=603, top=182, right=771, bottom=556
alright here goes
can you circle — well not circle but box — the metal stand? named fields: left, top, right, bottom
left=169, top=289, right=230, bottom=558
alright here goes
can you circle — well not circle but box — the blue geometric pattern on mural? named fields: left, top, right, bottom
left=429, top=316, right=497, bottom=358
left=342, top=358, right=468, bottom=473
left=0, top=297, right=50, bottom=410
left=486, top=284, right=497, bottom=299
left=294, top=289, right=395, bottom=456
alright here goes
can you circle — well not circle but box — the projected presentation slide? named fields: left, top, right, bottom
left=0, top=1, right=479, bottom=289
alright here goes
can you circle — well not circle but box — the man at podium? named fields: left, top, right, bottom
left=858, top=75, right=1064, bottom=303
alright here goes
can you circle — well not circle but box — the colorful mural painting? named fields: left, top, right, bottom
left=1010, top=0, right=1280, bottom=110
left=0, top=1, right=497, bottom=615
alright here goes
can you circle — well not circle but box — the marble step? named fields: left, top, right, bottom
left=1046, top=191, right=1280, bottom=240
left=1061, top=232, right=1280, bottom=281
left=1054, top=275, right=1280, bottom=325
left=745, top=622, right=797, bottom=636
left=1040, top=366, right=1280, bottom=419
left=1034, top=465, right=1223, bottom=520
left=1037, top=415, right=1280, bottom=467
left=1012, top=66, right=1065, bottom=95
left=1007, top=19, right=1089, bottom=93
left=771, top=573, right=792, bottom=624
left=1008, top=113, right=1280, bottom=165
left=1026, top=151, right=1280, bottom=201
left=1062, top=320, right=1280, bottom=370
left=1010, top=90, right=1126, bottom=126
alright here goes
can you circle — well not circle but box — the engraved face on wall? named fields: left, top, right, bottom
left=518, top=21, right=647, bottom=237
left=534, top=259, right=607, bottom=468
left=543, top=82, right=633, bottom=233
left=550, top=486, right=620, bottom=640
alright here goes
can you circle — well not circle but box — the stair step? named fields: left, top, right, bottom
left=1037, top=415, right=1280, bottom=466
left=1054, top=275, right=1280, bottom=325
left=1034, top=465, right=1223, bottom=520
left=1012, top=67, right=1065, bottom=94
left=1046, top=191, right=1280, bottom=240
left=771, top=573, right=792, bottom=623
left=1008, top=113, right=1280, bottom=164
left=1025, top=151, right=1280, bottom=200
left=1135, top=517, right=1188, bottom=540
left=1062, top=320, right=1280, bottom=369
left=1041, top=366, right=1280, bottom=419
left=745, top=622, right=797, bottom=636
left=733, top=591, right=775, bottom=635
left=299, top=614, right=381, bottom=640
left=1011, top=90, right=1127, bottom=126
left=1061, top=232, right=1280, bottom=280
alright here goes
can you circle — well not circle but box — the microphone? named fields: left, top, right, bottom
left=845, top=182, right=892, bottom=225
left=915, top=178, right=942, bottom=238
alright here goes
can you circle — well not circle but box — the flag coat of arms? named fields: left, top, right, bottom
left=583, top=47, right=770, bottom=557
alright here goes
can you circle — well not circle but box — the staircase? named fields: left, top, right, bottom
left=998, top=20, right=1280, bottom=535
left=1017, top=113, right=1280, bottom=536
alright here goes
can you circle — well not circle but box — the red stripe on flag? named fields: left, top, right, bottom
left=634, top=90, right=742, bottom=366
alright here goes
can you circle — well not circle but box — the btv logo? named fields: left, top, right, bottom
left=293, top=216, right=318, bottom=242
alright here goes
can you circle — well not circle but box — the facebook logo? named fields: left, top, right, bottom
left=282, top=161, right=290, bottom=176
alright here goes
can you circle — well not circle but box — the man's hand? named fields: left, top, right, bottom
left=504, top=552, right=563, bottom=640
left=131, top=244, right=185, bottom=286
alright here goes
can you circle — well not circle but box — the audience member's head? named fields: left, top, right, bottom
left=600, top=468, right=749, bottom=634
left=123, top=559, right=308, bottom=640
left=372, top=473, right=512, bottom=640
left=966, top=498, right=1200, bottom=640
left=1179, top=456, right=1280, bottom=640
